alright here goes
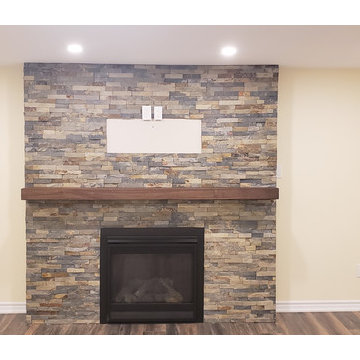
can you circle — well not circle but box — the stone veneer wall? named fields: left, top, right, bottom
left=24, top=63, right=278, bottom=324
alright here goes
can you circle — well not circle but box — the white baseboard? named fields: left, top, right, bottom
left=0, top=302, right=26, bottom=314
left=276, top=300, right=360, bottom=312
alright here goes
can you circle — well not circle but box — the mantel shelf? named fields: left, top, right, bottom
left=21, top=187, right=279, bottom=201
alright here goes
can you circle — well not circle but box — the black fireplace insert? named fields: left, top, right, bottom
left=100, top=227, right=204, bottom=323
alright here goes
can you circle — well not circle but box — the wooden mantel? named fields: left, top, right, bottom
left=21, top=187, right=279, bottom=201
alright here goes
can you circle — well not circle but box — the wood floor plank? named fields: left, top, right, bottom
left=227, top=323, right=246, bottom=335
left=97, top=324, right=121, bottom=335
left=311, top=312, right=353, bottom=335
left=301, top=312, right=329, bottom=335
left=213, top=323, right=228, bottom=335
left=352, top=312, right=360, bottom=321
left=278, top=312, right=327, bottom=335
left=87, top=324, right=105, bottom=335
left=62, top=324, right=88, bottom=335
left=282, top=312, right=322, bottom=335
left=33, top=324, right=52, bottom=335
left=118, top=324, right=131, bottom=335
left=143, top=324, right=166, bottom=335
left=332, top=312, right=360, bottom=332
left=255, top=322, right=277, bottom=335
left=350, top=312, right=360, bottom=333
left=129, top=324, right=146, bottom=335
left=0, top=314, right=18, bottom=334
left=174, top=323, right=196, bottom=335
left=166, top=323, right=179, bottom=335
left=276, top=313, right=304, bottom=334
left=0, top=314, right=28, bottom=335
left=232, top=323, right=254, bottom=335
left=25, top=323, right=41, bottom=335
left=1, top=312, right=360, bottom=335
left=196, top=323, right=216, bottom=335
left=274, top=313, right=289, bottom=335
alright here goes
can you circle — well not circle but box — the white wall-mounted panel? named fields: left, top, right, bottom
left=106, top=119, right=201, bottom=154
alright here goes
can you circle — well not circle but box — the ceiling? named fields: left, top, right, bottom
left=1, top=25, right=360, bottom=67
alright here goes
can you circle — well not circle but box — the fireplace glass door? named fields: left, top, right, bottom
left=111, top=252, right=193, bottom=304
left=100, top=228, right=204, bottom=323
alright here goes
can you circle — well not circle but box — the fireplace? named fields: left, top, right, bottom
left=24, top=63, right=278, bottom=324
left=100, top=227, right=204, bottom=323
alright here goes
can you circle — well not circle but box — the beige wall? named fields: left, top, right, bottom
left=277, top=68, right=360, bottom=300
left=0, top=64, right=25, bottom=302
left=1, top=65, right=360, bottom=304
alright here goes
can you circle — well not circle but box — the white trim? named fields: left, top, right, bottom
left=276, top=300, right=360, bottom=312
left=0, top=302, right=26, bottom=314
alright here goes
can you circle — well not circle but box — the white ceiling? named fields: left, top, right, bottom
left=1, top=25, right=360, bottom=67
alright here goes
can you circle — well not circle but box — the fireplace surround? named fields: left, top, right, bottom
left=24, top=63, right=278, bottom=324
left=100, top=227, right=204, bottom=323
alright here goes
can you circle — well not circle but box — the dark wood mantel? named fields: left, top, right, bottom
left=21, top=187, right=279, bottom=201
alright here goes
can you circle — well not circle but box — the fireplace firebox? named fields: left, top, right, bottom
left=100, top=228, right=204, bottom=323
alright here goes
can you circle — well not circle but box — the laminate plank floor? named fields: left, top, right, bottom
left=1, top=312, right=360, bottom=335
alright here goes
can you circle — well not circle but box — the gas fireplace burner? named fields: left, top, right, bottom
left=100, top=227, right=204, bottom=323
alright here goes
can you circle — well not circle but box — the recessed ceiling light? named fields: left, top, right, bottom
left=221, top=46, right=237, bottom=57
left=67, top=44, right=83, bottom=54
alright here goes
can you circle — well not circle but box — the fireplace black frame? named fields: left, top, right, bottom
left=100, top=227, right=204, bottom=323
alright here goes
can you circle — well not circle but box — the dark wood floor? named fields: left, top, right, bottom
left=1, top=312, right=360, bottom=335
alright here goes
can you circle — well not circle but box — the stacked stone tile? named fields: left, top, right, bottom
left=24, top=63, right=278, bottom=324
